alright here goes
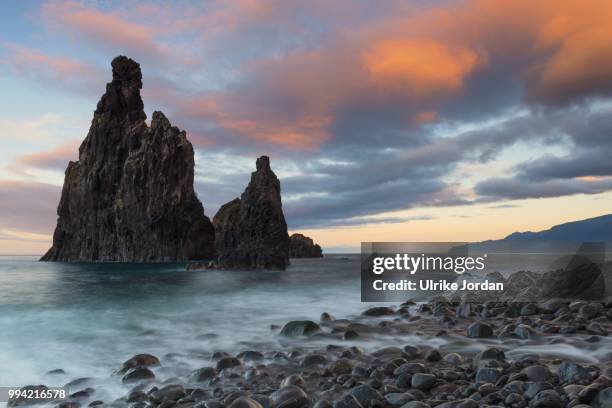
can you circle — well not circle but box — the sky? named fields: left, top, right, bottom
left=1, top=0, right=612, bottom=254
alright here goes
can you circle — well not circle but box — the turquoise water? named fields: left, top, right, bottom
left=0, top=255, right=367, bottom=388
left=2, top=254, right=610, bottom=403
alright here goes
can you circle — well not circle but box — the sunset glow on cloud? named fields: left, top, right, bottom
left=1, top=0, right=612, bottom=253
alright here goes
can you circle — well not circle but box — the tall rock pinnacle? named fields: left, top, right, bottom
left=211, top=156, right=290, bottom=269
left=41, top=56, right=215, bottom=262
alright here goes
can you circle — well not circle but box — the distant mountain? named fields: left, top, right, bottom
left=500, top=214, right=612, bottom=243
left=470, top=214, right=612, bottom=252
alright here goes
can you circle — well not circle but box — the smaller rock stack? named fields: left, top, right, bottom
left=203, top=156, right=290, bottom=270
left=289, top=233, right=323, bottom=258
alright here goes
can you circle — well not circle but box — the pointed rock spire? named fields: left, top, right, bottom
left=41, top=56, right=215, bottom=262
left=210, top=156, right=290, bottom=269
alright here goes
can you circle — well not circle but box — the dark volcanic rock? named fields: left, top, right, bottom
left=41, top=56, right=215, bottom=262
left=280, top=320, right=321, bottom=337
left=539, top=257, right=604, bottom=300
left=289, top=233, right=323, bottom=258
left=467, top=321, right=493, bottom=338
left=210, top=156, right=290, bottom=269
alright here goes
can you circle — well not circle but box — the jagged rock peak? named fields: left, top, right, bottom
left=289, top=233, right=323, bottom=258
left=256, top=155, right=271, bottom=171
left=95, top=55, right=145, bottom=121
left=205, top=156, right=290, bottom=270
left=41, top=56, right=215, bottom=262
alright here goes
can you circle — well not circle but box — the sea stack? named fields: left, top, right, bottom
left=41, top=56, right=215, bottom=262
left=210, top=156, right=290, bottom=269
left=289, top=233, right=323, bottom=258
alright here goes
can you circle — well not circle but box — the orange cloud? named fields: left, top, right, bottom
left=180, top=94, right=332, bottom=149
left=22, top=0, right=612, bottom=152
left=363, top=40, right=482, bottom=99
left=403, top=0, right=612, bottom=105
left=527, top=1, right=612, bottom=103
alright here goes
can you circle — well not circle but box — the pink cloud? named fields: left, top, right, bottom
left=2, top=44, right=104, bottom=95
left=39, top=1, right=170, bottom=62
left=13, top=140, right=79, bottom=173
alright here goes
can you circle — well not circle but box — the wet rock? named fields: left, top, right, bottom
left=524, top=382, right=554, bottom=400
left=593, top=387, right=612, bottom=408
left=118, top=354, right=160, bottom=374
left=399, top=402, right=431, bottom=408
left=122, top=367, right=155, bottom=383
left=538, top=299, right=568, bottom=314
left=238, top=350, right=265, bottom=361
left=504, top=392, right=526, bottom=407
left=467, top=321, right=493, bottom=338
left=384, top=393, right=416, bottom=407
left=320, top=312, right=334, bottom=322
left=229, top=397, right=264, bottom=408
left=150, top=384, right=187, bottom=403
left=41, top=56, right=215, bottom=262
left=362, top=307, right=395, bottom=317
left=333, top=394, right=362, bottom=408
left=473, top=348, right=506, bottom=369
left=402, top=346, right=419, bottom=359
left=343, top=330, right=359, bottom=340
left=252, top=395, right=274, bottom=408
left=349, top=385, right=383, bottom=406
left=329, top=359, right=353, bottom=375
left=476, top=368, right=502, bottom=384
left=411, top=373, right=436, bottom=391
left=539, top=260, right=604, bottom=300
left=280, top=321, right=321, bottom=337
left=301, top=354, right=328, bottom=367
left=529, top=389, right=563, bottom=407
left=558, top=362, right=591, bottom=385
left=579, top=303, right=603, bottom=319
left=211, top=156, right=290, bottom=270
left=190, top=367, right=218, bottom=383
left=424, top=350, right=442, bottom=362
left=443, top=353, right=464, bottom=365
left=289, top=233, right=323, bottom=258
left=190, top=389, right=209, bottom=401
left=395, top=373, right=412, bottom=389
left=225, top=391, right=251, bottom=406
left=515, top=324, right=538, bottom=339
left=126, top=390, right=147, bottom=403
left=394, top=363, right=426, bottom=376
left=313, top=401, right=332, bottom=408
left=577, top=384, right=601, bottom=403
left=522, top=366, right=551, bottom=382
left=271, top=386, right=309, bottom=408
left=281, top=375, right=306, bottom=390
left=216, top=357, right=242, bottom=371
left=521, top=303, right=538, bottom=316
left=586, top=322, right=607, bottom=335
left=57, top=402, right=81, bottom=408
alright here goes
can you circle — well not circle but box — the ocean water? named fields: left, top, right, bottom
left=1, top=254, right=611, bottom=404
left=0, top=255, right=374, bottom=389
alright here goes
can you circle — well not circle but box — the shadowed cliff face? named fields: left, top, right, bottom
left=41, top=56, right=215, bottom=262
left=212, top=156, right=290, bottom=269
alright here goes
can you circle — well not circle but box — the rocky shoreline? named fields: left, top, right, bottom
left=10, top=298, right=612, bottom=408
